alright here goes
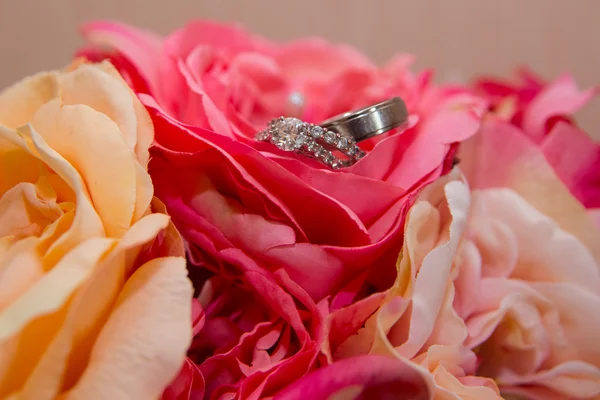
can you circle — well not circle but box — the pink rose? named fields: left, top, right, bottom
left=80, top=19, right=485, bottom=299
left=79, top=20, right=486, bottom=398
left=174, top=256, right=326, bottom=399
left=273, top=355, right=432, bottom=399
left=474, top=69, right=600, bottom=210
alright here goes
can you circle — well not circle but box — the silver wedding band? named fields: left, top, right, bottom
left=320, top=97, right=408, bottom=143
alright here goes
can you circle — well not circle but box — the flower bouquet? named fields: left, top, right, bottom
left=0, top=20, right=598, bottom=400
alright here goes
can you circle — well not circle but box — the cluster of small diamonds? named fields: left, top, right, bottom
left=255, top=117, right=365, bottom=169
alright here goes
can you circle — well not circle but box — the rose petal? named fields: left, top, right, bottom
left=273, top=355, right=432, bottom=400
left=81, top=20, right=163, bottom=95
left=0, top=72, right=59, bottom=129
left=541, top=121, right=600, bottom=208
left=471, top=189, right=600, bottom=292
left=63, top=257, right=192, bottom=400
left=460, top=118, right=600, bottom=265
left=32, top=101, right=140, bottom=238
left=162, top=358, right=205, bottom=400
left=4, top=213, right=172, bottom=398
left=393, top=178, right=471, bottom=358
left=523, top=74, right=598, bottom=141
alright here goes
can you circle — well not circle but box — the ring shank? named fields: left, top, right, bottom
left=320, top=97, right=408, bottom=142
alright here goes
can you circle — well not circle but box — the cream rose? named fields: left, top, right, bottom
left=0, top=61, right=192, bottom=399
left=330, top=118, right=600, bottom=399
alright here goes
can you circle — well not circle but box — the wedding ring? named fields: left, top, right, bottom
left=320, top=97, right=408, bottom=142
left=255, top=117, right=365, bottom=169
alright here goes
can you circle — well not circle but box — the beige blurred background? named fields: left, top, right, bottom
left=1, top=0, right=598, bottom=132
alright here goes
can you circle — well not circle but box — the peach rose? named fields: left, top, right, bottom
left=327, top=171, right=503, bottom=399
left=0, top=61, right=193, bottom=399
left=326, top=116, right=600, bottom=399
left=456, top=117, right=600, bottom=399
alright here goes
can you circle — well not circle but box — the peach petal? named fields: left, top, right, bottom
left=131, top=93, right=154, bottom=167
left=78, top=61, right=154, bottom=168
left=433, top=367, right=502, bottom=400
left=424, top=281, right=467, bottom=349
left=394, top=179, right=470, bottom=358
left=0, top=72, right=59, bottom=129
left=529, top=282, right=600, bottom=367
left=15, top=213, right=172, bottom=398
left=467, top=197, right=518, bottom=279
left=11, top=124, right=105, bottom=265
left=32, top=101, right=138, bottom=237
left=460, top=118, right=600, bottom=265
left=0, top=237, right=44, bottom=310
left=89, top=61, right=155, bottom=167
left=149, top=197, right=186, bottom=258
left=63, top=257, right=192, bottom=400
left=415, top=346, right=502, bottom=399
left=132, top=161, right=154, bottom=223
left=452, top=240, right=482, bottom=319
left=0, top=237, right=114, bottom=341
left=59, top=63, right=139, bottom=156
left=0, top=138, right=43, bottom=196
left=500, top=360, right=600, bottom=399
left=474, top=189, right=600, bottom=293
left=464, top=278, right=555, bottom=354
left=0, top=182, right=61, bottom=239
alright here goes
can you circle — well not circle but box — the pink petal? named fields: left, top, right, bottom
left=276, top=38, right=375, bottom=83
left=81, top=20, right=163, bottom=94
left=326, top=291, right=387, bottom=356
left=523, top=74, right=598, bottom=141
left=163, top=20, right=265, bottom=60
left=273, top=355, right=432, bottom=400
left=541, top=121, right=600, bottom=208
left=162, top=358, right=205, bottom=400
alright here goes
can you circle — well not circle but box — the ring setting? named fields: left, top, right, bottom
left=255, top=97, right=408, bottom=168
left=256, top=117, right=365, bottom=169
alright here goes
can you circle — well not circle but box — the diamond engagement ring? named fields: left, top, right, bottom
left=320, top=97, right=408, bottom=143
left=255, top=117, right=365, bottom=169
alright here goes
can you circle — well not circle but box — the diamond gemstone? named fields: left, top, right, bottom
left=314, top=146, right=326, bottom=158
left=324, top=130, right=337, bottom=144
left=347, top=145, right=357, bottom=156
left=311, top=126, right=324, bottom=138
left=272, top=117, right=305, bottom=151
left=336, top=137, right=349, bottom=150
left=294, top=135, right=306, bottom=147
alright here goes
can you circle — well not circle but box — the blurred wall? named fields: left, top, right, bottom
left=1, top=0, right=598, bottom=132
